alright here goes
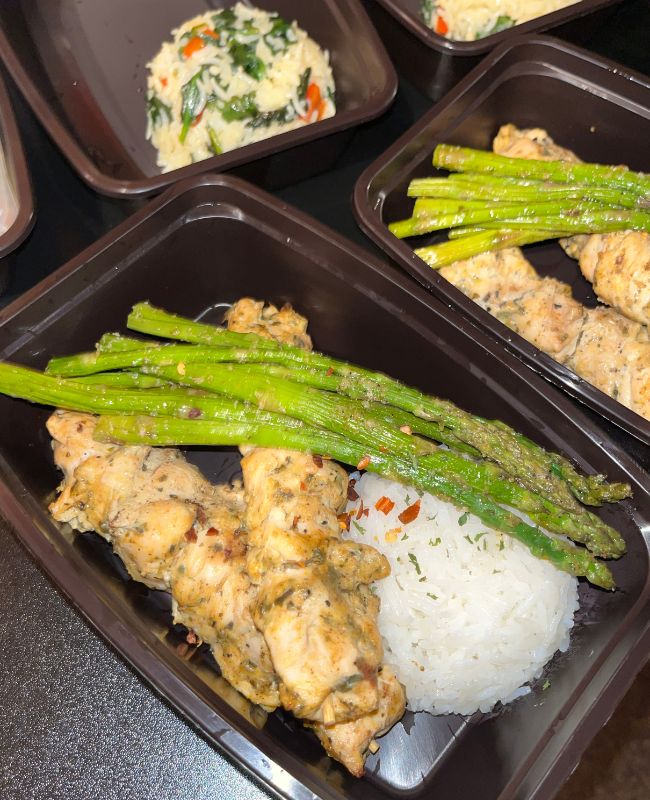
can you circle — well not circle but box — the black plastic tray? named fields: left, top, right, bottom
left=0, top=69, right=33, bottom=258
left=354, top=35, right=650, bottom=446
left=0, top=174, right=647, bottom=800
left=363, top=0, right=622, bottom=99
left=0, top=0, right=397, bottom=198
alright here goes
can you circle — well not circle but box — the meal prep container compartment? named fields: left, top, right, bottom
left=0, top=69, right=33, bottom=258
left=0, top=174, right=647, bottom=800
left=354, top=35, right=650, bottom=446
left=0, top=0, right=397, bottom=198
left=363, top=0, right=622, bottom=99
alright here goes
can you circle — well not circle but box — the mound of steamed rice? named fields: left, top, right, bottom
left=146, top=4, right=335, bottom=172
left=346, top=473, right=579, bottom=715
left=422, top=0, right=580, bottom=41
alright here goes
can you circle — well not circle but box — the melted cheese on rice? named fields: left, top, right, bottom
left=146, top=4, right=335, bottom=172
left=422, top=0, right=581, bottom=41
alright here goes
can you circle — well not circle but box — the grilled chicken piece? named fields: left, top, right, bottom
left=308, top=665, right=406, bottom=778
left=494, top=124, right=650, bottom=327
left=227, top=298, right=406, bottom=773
left=224, top=297, right=312, bottom=349
left=440, top=250, right=650, bottom=419
left=493, top=124, right=580, bottom=162
left=241, top=446, right=388, bottom=724
left=47, top=409, right=280, bottom=710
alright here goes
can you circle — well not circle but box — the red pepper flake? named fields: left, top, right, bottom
left=379, top=445, right=388, bottom=453
left=363, top=508, right=369, bottom=517
left=347, top=481, right=359, bottom=501
left=326, top=367, right=334, bottom=376
left=292, top=515, right=300, bottom=529
left=312, top=454, right=324, bottom=469
left=195, top=505, right=207, bottom=525
left=399, top=424, right=412, bottom=435
left=161, top=76, right=168, bottom=87
left=356, top=498, right=365, bottom=520
left=300, top=480, right=307, bottom=492
left=375, top=496, right=395, bottom=515
left=206, top=527, right=219, bottom=537
left=357, top=455, right=371, bottom=470
left=184, top=527, right=198, bottom=542
left=188, top=407, right=202, bottom=419
left=337, top=512, right=352, bottom=532
left=398, top=499, right=421, bottom=525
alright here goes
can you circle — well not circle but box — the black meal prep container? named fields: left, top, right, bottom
left=363, top=0, right=623, bottom=100
left=0, top=68, right=33, bottom=259
left=354, top=35, right=650, bottom=446
left=0, top=174, right=647, bottom=800
left=0, top=0, right=397, bottom=198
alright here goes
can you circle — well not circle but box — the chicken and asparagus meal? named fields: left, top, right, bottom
left=0, top=298, right=630, bottom=775
left=389, top=125, right=650, bottom=422
left=420, top=0, right=580, bottom=40
left=146, top=4, right=335, bottom=171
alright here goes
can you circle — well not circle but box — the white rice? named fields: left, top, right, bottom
left=422, top=0, right=580, bottom=41
left=146, top=4, right=335, bottom=172
left=346, top=473, right=579, bottom=715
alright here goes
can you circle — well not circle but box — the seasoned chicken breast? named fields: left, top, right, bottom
left=440, top=249, right=650, bottom=420
left=227, top=298, right=406, bottom=773
left=47, top=409, right=280, bottom=710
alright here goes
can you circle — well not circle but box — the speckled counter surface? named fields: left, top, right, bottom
left=0, top=2, right=649, bottom=798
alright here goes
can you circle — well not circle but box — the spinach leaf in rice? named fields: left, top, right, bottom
left=145, top=3, right=336, bottom=172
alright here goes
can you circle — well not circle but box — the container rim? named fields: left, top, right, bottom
left=371, top=0, right=623, bottom=55
left=0, top=69, right=34, bottom=257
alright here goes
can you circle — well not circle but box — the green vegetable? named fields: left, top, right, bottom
left=229, top=41, right=265, bottom=80
left=264, top=14, right=295, bottom=54
left=388, top=143, right=650, bottom=267
left=219, top=92, right=259, bottom=122
left=479, top=15, right=514, bottom=37
left=146, top=94, right=172, bottom=128
left=212, top=8, right=237, bottom=34
left=119, top=303, right=631, bottom=508
left=0, top=354, right=621, bottom=588
left=179, top=68, right=207, bottom=143
left=207, top=126, right=222, bottom=155
left=247, top=106, right=294, bottom=129
left=297, top=68, right=311, bottom=101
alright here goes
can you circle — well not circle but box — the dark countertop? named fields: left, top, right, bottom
left=0, top=2, right=648, bottom=798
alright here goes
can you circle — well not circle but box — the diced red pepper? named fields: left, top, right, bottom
left=435, top=15, right=449, bottom=35
left=183, top=36, right=205, bottom=59
left=300, top=82, right=322, bottom=121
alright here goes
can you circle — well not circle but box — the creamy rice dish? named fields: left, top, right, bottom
left=146, top=4, right=335, bottom=172
left=421, top=0, right=581, bottom=40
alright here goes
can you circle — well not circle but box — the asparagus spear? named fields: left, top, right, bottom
left=141, top=362, right=624, bottom=557
left=127, top=302, right=282, bottom=349
left=0, top=361, right=625, bottom=558
left=116, top=304, right=630, bottom=506
left=432, top=144, right=650, bottom=198
left=92, top=413, right=616, bottom=589
left=407, top=176, right=640, bottom=208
